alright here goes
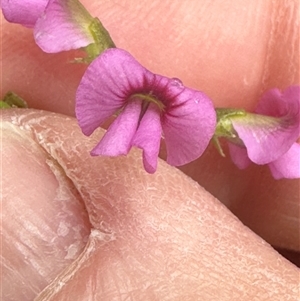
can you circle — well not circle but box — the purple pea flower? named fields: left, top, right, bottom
left=227, top=86, right=300, bottom=179
left=34, top=0, right=97, bottom=53
left=1, top=0, right=48, bottom=28
left=1, top=0, right=114, bottom=55
left=76, top=48, right=216, bottom=173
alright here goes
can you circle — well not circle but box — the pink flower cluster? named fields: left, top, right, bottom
left=2, top=0, right=299, bottom=178
left=227, top=87, right=300, bottom=179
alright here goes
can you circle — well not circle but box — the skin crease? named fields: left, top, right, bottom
left=0, top=0, right=299, bottom=300
left=1, top=109, right=300, bottom=301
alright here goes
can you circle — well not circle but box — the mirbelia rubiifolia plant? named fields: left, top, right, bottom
left=2, top=0, right=299, bottom=178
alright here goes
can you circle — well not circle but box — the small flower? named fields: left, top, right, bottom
left=34, top=0, right=115, bottom=56
left=76, top=48, right=216, bottom=173
left=1, top=0, right=115, bottom=59
left=215, top=86, right=300, bottom=179
left=1, top=0, right=48, bottom=28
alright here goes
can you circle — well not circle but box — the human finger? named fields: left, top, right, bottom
left=1, top=109, right=299, bottom=300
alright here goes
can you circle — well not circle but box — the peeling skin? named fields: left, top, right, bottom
left=1, top=0, right=299, bottom=298
left=1, top=0, right=299, bottom=252
left=1, top=109, right=299, bottom=300
left=1, top=118, right=91, bottom=301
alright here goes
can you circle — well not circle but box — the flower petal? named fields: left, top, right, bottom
left=231, top=87, right=300, bottom=164
left=162, top=86, right=216, bottom=166
left=1, top=0, right=48, bottom=27
left=268, top=143, right=300, bottom=179
left=90, top=100, right=141, bottom=157
left=76, top=48, right=216, bottom=168
left=228, top=143, right=252, bottom=169
left=131, top=103, right=162, bottom=173
left=34, top=0, right=95, bottom=52
left=255, top=86, right=300, bottom=118
left=76, top=48, right=153, bottom=136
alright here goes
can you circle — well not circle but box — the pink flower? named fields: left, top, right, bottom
left=1, top=0, right=48, bottom=28
left=1, top=0, right=114, bottom=55
left=227, top=86, right=300, bottom=179
left=34, top=0, right=97, bottom=52
left=76, top=48, right=216, bottom=173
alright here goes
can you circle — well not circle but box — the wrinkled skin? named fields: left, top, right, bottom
left=1, top=0, right=299, bottom=300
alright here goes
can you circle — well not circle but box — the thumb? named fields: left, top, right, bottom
left=2, top=109, right=299, bottom=300
left=2, top=114, right=91, bottom=300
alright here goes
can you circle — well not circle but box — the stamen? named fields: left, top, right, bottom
left=130, top=93, right=166, bottom=111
